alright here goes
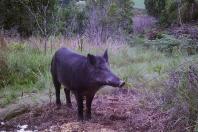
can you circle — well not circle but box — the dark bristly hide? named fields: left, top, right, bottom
left=51, top=48, right=125, bottom=120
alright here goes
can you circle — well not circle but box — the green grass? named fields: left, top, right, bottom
left=0, top=43, right=52, bottom=107
left=110, top=47, right=184, bottom=85
left=0, top=38, right=197, bottom=107
left=133, top=0, right=145, bottom=9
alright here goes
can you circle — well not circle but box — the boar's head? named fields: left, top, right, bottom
left=87, top=49, right=125, bottom=88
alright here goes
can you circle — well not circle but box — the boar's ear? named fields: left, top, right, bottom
left=87, top=54, right=96, bottom=65
left=103, top=49, right=108, bottom=63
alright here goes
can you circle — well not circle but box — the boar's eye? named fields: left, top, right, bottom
left=87, top=54, right=96, bottom=65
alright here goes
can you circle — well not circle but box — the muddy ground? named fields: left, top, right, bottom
left=0, top=89, right=169, bottom=132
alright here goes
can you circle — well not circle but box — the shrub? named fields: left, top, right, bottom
left=145, top=0, right=198, bottom=25
left=162, top=64, right=198, bottom=131
left=0, top=0, right=58, bottom=37
left=0, top=0, right=134, bottom=38
left=146, top=30, right=163, bottom=40
left=133, top=16, right=156, bottom=34
left=145, top=34, right=181, bottom=55
left=0, top=52, right=8, bottom=87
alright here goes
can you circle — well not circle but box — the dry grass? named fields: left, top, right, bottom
left=0, top=36, right=7, bottom=50
left=25, top=36, right=126, bottom=53
left=1, top=35, right=198, bottom=131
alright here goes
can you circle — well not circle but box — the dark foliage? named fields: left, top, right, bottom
left=145, top=0, right=198, bottom=25
left=0, top=0, right=134, bottom=38
left=144, top=0, right=165, bottom=17
left=0, top=0, right=58, bottom=37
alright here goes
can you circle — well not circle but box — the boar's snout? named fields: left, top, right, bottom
left=119, top=80, right=125, bottom=87
left=105, top=75, right=125, bottom=88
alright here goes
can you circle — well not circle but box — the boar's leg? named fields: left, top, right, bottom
left=75, top=93, right=84, bottom=120
left=52, top=78, right=61, bottom=109
left=85, top=94, right=95, bottom=120
left=64, top=88, right=72, bottom=107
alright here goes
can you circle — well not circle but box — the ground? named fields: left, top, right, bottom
left=1, top=1, right=198, bottom=131
left=0, top=88, right=168, bottom=132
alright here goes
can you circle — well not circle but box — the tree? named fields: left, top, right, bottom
left=144, top=0, right=165, bottom=17
left=0, top=0, right=59, bottom=38
left=145, top=0, right=198, bottom=25
left=118, top=0, right=134, bottom=33
left=19, top=0, right=58, bottom=36
left=0, top=0, right=33, bottom=36
left=85, top=0, right=134, bottom=44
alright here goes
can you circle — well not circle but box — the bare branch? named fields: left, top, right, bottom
left=18, top=0, right=45, bottom=35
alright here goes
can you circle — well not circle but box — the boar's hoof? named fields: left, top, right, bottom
left=119, top=81, right=125, bottom=87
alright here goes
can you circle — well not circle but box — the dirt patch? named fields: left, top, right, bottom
left=0, top=89, right=168, bottom=132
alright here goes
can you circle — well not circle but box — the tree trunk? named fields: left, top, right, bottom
left=44, top=37, right=47, bottom=54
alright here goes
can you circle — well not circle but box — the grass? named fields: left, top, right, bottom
left=0, top=43, right=52, bottom=107
left=0, top=33, right=197, bottom=131
left=1, top=36, right=198, bottom=131
left=133, top=0, right=145, bottom=9
left=0, top=36, right=197, bottom=108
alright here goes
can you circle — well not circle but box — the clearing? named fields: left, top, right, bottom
left=0, top=88, right=168, bottom=131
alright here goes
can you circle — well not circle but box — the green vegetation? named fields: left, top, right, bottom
left=144, top=0, right=165, bottom=17
left=1, top=36, right=197, bottom=108
left=0, top=43, right=51, bottom=107
left=162, top=63, right=198, bottom=129
left=0, top=0, right=134, bottom=37
left=0, top=0, right=58, bottom=36
left=0, top=0, right=198, bottom=131
left=145, top=0, right=198, bottom=25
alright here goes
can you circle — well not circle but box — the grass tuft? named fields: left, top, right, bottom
left=0, top=42, right=51, bottom=107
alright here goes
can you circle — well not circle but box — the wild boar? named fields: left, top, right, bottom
left=51, top=48, right=125, bottom=120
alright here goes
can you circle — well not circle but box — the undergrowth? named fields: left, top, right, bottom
left=0, top=37, right=197, bottom=116
left=162, top=62, right=198, bottom=131
left=0, top=42, right=51, bottom=107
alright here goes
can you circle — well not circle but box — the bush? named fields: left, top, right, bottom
left=0, top=51, right=8, bottom=87
left=146, top=30, right=163, bottom=40
left=0, top=0, right=58, bottom=37
left=162, top=64, right=198, bottom=131
left=145, top=34, right=181, bottom=55
left=145, top=0, right=198, bottom=25
left=0, top=0, right=134, bottom=38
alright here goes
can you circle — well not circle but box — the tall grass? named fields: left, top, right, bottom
left=0, top=36, right=197, bottom=112
left=0, top=42, right=51, bottom=107
left=162, top=63, right=198, bottom=131
left=109, top=46, right=186, bottom=87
